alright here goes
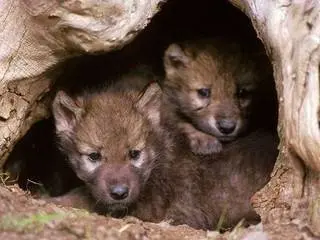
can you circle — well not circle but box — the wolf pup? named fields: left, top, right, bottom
left=162, top=38, right=277, bottom=155
left=51, top=73, right=277, bottom=230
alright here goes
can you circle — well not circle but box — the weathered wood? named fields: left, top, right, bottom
left=0, top=0, right=163, bottom=166
left=229, top=0, right=320, bottom=235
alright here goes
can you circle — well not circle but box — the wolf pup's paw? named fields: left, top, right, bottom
left=188, top=131, right=222, bottom=155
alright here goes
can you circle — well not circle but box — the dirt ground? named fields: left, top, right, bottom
left=0, top=184, right=306, bottom=240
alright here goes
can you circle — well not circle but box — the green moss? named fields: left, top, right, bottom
left=0, top=211, right=67, bottom=232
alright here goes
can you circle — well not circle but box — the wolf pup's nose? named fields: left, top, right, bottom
left=110, top=185, right=129, bottom=200
left=217, top=119, right=236, bottom=135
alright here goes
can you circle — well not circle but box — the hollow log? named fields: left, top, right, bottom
left=229, top=0, right=320, bottom=235
left=0, top=0, right=163, bottom=164
left=1, top=0, right=320, bottom=237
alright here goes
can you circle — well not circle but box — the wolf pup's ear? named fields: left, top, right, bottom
left=135, top=83, right=162, bottom=127
left=164, top=43, right=191, bottom=69
left=52, top=91, right=84, bottom=135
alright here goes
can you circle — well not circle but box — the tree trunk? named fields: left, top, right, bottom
left=229, top=0, right=320, bottom=235
left=0, top=0, right=163, bottom=165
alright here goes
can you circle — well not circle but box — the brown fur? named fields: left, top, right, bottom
left=51, top=72, right=278, bottom=230
left=162, top=38, right=276, bottom=155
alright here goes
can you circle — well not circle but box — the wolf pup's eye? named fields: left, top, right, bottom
left=237, top=88, right=251, bottom=99
left=197, top=88, right=211, bottom=98
left=88, top=152, right=101, bottom=162
left=129, top=150, right=141, bottom=160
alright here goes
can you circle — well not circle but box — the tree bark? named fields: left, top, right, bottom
left=0, top=0, right=163, bottom=165
left=229, top=0, right=320, bottom=235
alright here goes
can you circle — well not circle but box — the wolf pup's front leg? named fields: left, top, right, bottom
left=178, top=122, right=222, bottom=155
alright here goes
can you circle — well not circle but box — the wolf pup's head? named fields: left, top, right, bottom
left=163, top=39, right=272, bottom=142
left=52, top=82, right=162, bottom=214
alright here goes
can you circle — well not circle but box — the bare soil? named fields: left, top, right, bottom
left=0, top=185, right=303, bottom=240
